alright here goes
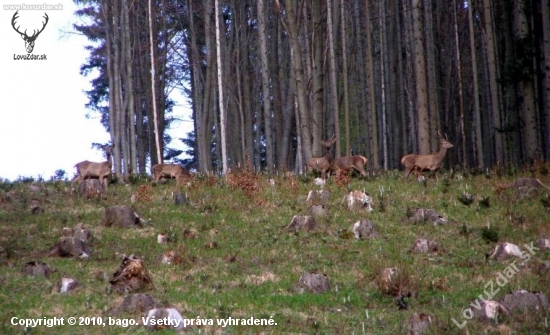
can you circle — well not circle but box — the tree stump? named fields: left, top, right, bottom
left=144, top=308, right=187, bottom=331
left=296, top=272, right=330, bottom=294
left=110, top=293, right=158, bottom=316
left=409, top=238, right=439, bottom=253
left=77, top=179, right=105, bottom=198
left=101, top=205, right=144, bottom=228
left=109, top=256, right=153, bottom=294
left=287, top=215, right=316, bottom=231
left=408, top=312, right=432, bottom=335
left=21, top=261, right=51, bottom=278
left=49, top=237, right=91, bottom=258
left=499, top=290, right=549, bottom=314
left=53, top=277, right=80, bottom=294
left=352, top=219, right=379, bottom=239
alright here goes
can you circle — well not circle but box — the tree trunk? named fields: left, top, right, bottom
left=515, top=0, right=539, bottom=162
left=412, top=0, right=430, bottom=154
left=311, top=0, right=324, bottom=158
left=148, top=0, right=162, bottom=165
left=215, top=0, right=228, bottom=174
left=542, top=0, right=550, bottom=159
left=482, top=0, right=503, bottom=165
left=340, top=0, right=350, bottom=156
left=453, top=0, right=467, bottom=168
left=327, top=0, right=341, bottom=158
left=257, top=0, right=274, bottom=172
left=275, top=0, right=313, bottom=163
left=468, top=0, right=484, bottom=168
left=365, top=0, right=379, bottom=169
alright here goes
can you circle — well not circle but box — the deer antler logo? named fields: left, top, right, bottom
left=11, top=11, right=49, bottom=54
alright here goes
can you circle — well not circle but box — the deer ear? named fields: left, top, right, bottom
left=20, top=35, right=25, bottom=40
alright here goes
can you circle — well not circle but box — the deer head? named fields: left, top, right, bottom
left=151, top=163, right=191, bottom=185
left=12, top=11, right=49, bottom=54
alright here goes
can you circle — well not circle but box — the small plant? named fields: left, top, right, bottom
left=457, top=192, right=475, bottom=206
left=459, top=222, right=472, bottom=238
left=481, top=226, right=499, bottom=243
left=541, top=193, right=550, bottom=210
left=478, top=196, right=491, bottom=209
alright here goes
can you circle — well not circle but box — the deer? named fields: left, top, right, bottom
left=401, top=132, right=454, bottom=180
left=72, top=145, right=114, bottom=188
left=305, top=135, right=337, bottom=179
left=151, top=164, right=191, bottom=185
left=11, top=11, right=49, bottom=54
left=331, top=155, right=368, bottom=177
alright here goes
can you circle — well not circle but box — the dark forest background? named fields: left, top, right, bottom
left=73, top=0, right=550, bottom=177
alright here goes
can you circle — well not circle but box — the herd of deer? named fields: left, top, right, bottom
left=306, top=132, right=454, bottom=180
left=71, top=144, right=191, bottom=188
left=70, top=134, right=453, bottom=188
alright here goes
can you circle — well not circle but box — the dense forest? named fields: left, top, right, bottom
left=73, top=0, right=550, bottom=177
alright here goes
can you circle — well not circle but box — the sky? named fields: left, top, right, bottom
left=0, top=1, right=192, bottom=182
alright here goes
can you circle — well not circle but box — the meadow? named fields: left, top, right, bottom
left=0, top=165, right=549, bottom=334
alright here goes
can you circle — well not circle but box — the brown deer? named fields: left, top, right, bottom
left=306, top=135, right=337, bottom=179
left=72, top=145, right=114, bottom=188
left=152, top=164, right=191, bottom=185
left=401, top=133, right=454, bottom=179
left=331, top=155, right=368, bottom=177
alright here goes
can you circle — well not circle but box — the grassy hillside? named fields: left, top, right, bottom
left=1, top=166, right=549, bottom=334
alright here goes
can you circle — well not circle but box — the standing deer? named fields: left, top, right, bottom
left=401, top=133, right=454, bottom=179
left=152, top=164, right=191, bottom=185
left=72, top=145, right=114, bottom=188
left=306, top=135, right=337, bottom=179
left=331, top=155, right=368, bottom=177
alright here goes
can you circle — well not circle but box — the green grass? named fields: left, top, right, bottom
left=1, top=170, right=550, bottom=334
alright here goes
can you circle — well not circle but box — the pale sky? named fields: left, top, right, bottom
left=0, top=1, right=192, bottom=181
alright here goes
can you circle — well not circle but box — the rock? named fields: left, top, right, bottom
left=174, top=193, right=187, bottom=205
left=157, top=234, right=168, bottom=244
left=306, top=190, right=331, bottom=206
left=100, top=205, right=146, bottom=228
left=63, top=223, right=92, bottom=243
left=287, top=215, right=316, bottom=231
left=110, top=293, right=158, bottom=316
left=498, top=290, right=549, bottom=314
left=409, top=238, right=439, bottom=253
left=344, top=190, right=373, bottom=211
left=309, top=205, right=329, bottom=218
left=352, top=219, right=379, bottom=239
left=535, top=237, right=550, bottom=250
left=53, top=277, right=80, bottom=294
left=512, top=178, right=549, bottom=198
left=49, top=237, right=91, bottom=258
left=408, top=312, right=432, bottom=335
left=313, top=178, right=326, bottom=188
left=296, top=272, right=330, bottom=294
left=486, top=242, right=522, bottom=261
left=161, top=250, right=182, bottom=265
left=21, top=261, right=51, bottom=278
left=471, top=300, right=508, bottom=322
left=406, top=208, right=447, bottom=225
left=144, top=308, right=187, bottom=331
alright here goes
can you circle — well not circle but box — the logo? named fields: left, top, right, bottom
left=11, top=10, right=48, bottom=54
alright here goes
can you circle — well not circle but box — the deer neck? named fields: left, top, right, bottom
left=435, top=145, right=448, bottom=162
